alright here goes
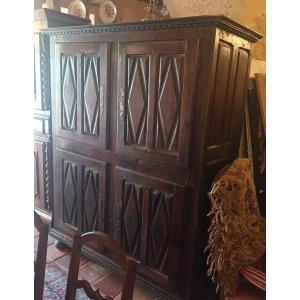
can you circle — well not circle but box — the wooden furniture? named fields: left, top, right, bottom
left=241, top=77, right=266, bottom=216
left=34, top=210, right=50, bottom=300
left=66, top=231, right=137, bottom=300
left=254, top=74, right=266, bottom=134
left=34, top=9, right=90, bottom=215
left=42, top=16, right=261, bottom=299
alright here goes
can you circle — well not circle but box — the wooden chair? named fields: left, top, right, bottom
left=65, top=231, right=137, bottom=300
left=34, top=210, right=50, bottom=300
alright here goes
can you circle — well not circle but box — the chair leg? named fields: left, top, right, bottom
left=34, top=226, right=49, bottom=300
left=121, top=259, right=136, bottom=300
left=65, top=235, right=81, bottom=300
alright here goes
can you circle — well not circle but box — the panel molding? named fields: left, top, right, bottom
left=125, top=55, right=149, bottom=147
left=83, top=54, right=101, bottom=137
left=147, top=189, right=174, bottom=275
left=62, top=159, right=78, bottom=227
left=208, top=40, right=233, bottom=146
left=121, top=180, right=143, bottom=260
left=61, top=54, right=78, bottom=132
left=155, top=55, right=183, bottom=153
left=228, top=47, right=250, bottom=140
left=82, top=166, right=105, bottom=232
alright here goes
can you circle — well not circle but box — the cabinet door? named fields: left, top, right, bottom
left=115, top=168, right=185, bottom=290
left=54, top=43, right=108, bottom=148
left=54, top=149, right=107, bottom=236
left=116, top=41, right=197, bottom=168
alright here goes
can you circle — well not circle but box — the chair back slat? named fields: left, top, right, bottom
left=80, top=232, right=128, bottom=268
left=34, top=210, right=50, bottom=300
left=120, top=258, right=136, bottom=300
left=65, top=231, right=137, bottom=300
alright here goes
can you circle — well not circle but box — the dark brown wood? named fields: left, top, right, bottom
left=34, top=210, right=50, bottom=300
left=116, top=40, right=197, bottom=168
left=65, top=231, right=137, bottom=300
left=53, top=149, right=107, bottom=240
left=114, top=167, right=185, bottom=289
left=254, top=74, right=266, bottom=134
left=34, top=9, right=90, bottom=215
left=243, top=78, right=266, bottom=217
left=42, top=16, right=261, bottom=300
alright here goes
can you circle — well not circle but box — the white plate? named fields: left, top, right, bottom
left=99, top=0, right=117, bottom=24
left=68, top=0, right=86, bottom=18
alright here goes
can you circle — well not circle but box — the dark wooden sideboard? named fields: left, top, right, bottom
left=42, top=16, right=261, bottom=299
left=34, top=9, right=89, bottom=215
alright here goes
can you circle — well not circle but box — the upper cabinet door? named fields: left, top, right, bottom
left=54, top=43, right=109, bottom=149
left=116, top=40, right=198, bottom=168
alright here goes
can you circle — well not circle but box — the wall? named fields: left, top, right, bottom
left=35, top=0, right=147, bottom=24
left=164, top=0, right=266, bottom=75
left=165, top=0, right=242, bottom=23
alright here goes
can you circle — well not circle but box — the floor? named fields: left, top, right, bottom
left=34, top=228, right=157, bottom=299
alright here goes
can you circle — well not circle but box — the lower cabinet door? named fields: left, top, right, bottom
left=115, top=167, right=186, bottom=291
left=54, top=149, right=107, bottom=238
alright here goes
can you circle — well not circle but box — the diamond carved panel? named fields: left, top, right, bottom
left=147, top=190, right=174, bottom=274
left=62, top=160, right=77, bottom=227
left=82, top=166, right=102, bottom=232
left=155, top=55, right=183, bottom=152
left=61, top=55, right=77, bottom=131
left=122, top=181, right=143, bottom=259
left=125, top=56, right=149, bottom=147
left=83, top=55, right=101, bottom=137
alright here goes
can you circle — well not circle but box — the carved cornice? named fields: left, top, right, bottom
left=219, top=30, right=251, bottom=48
left=42, top=15, right=262, bottom=43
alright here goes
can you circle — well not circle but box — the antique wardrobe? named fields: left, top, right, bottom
left=41, top=16, right=261, bottom=299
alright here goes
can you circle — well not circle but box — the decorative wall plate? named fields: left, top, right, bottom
left=160, top=5, right=169, bottom=17
left=98, top=0, right=117, bottom=24
left=68, top=0, right=86, bottom=18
